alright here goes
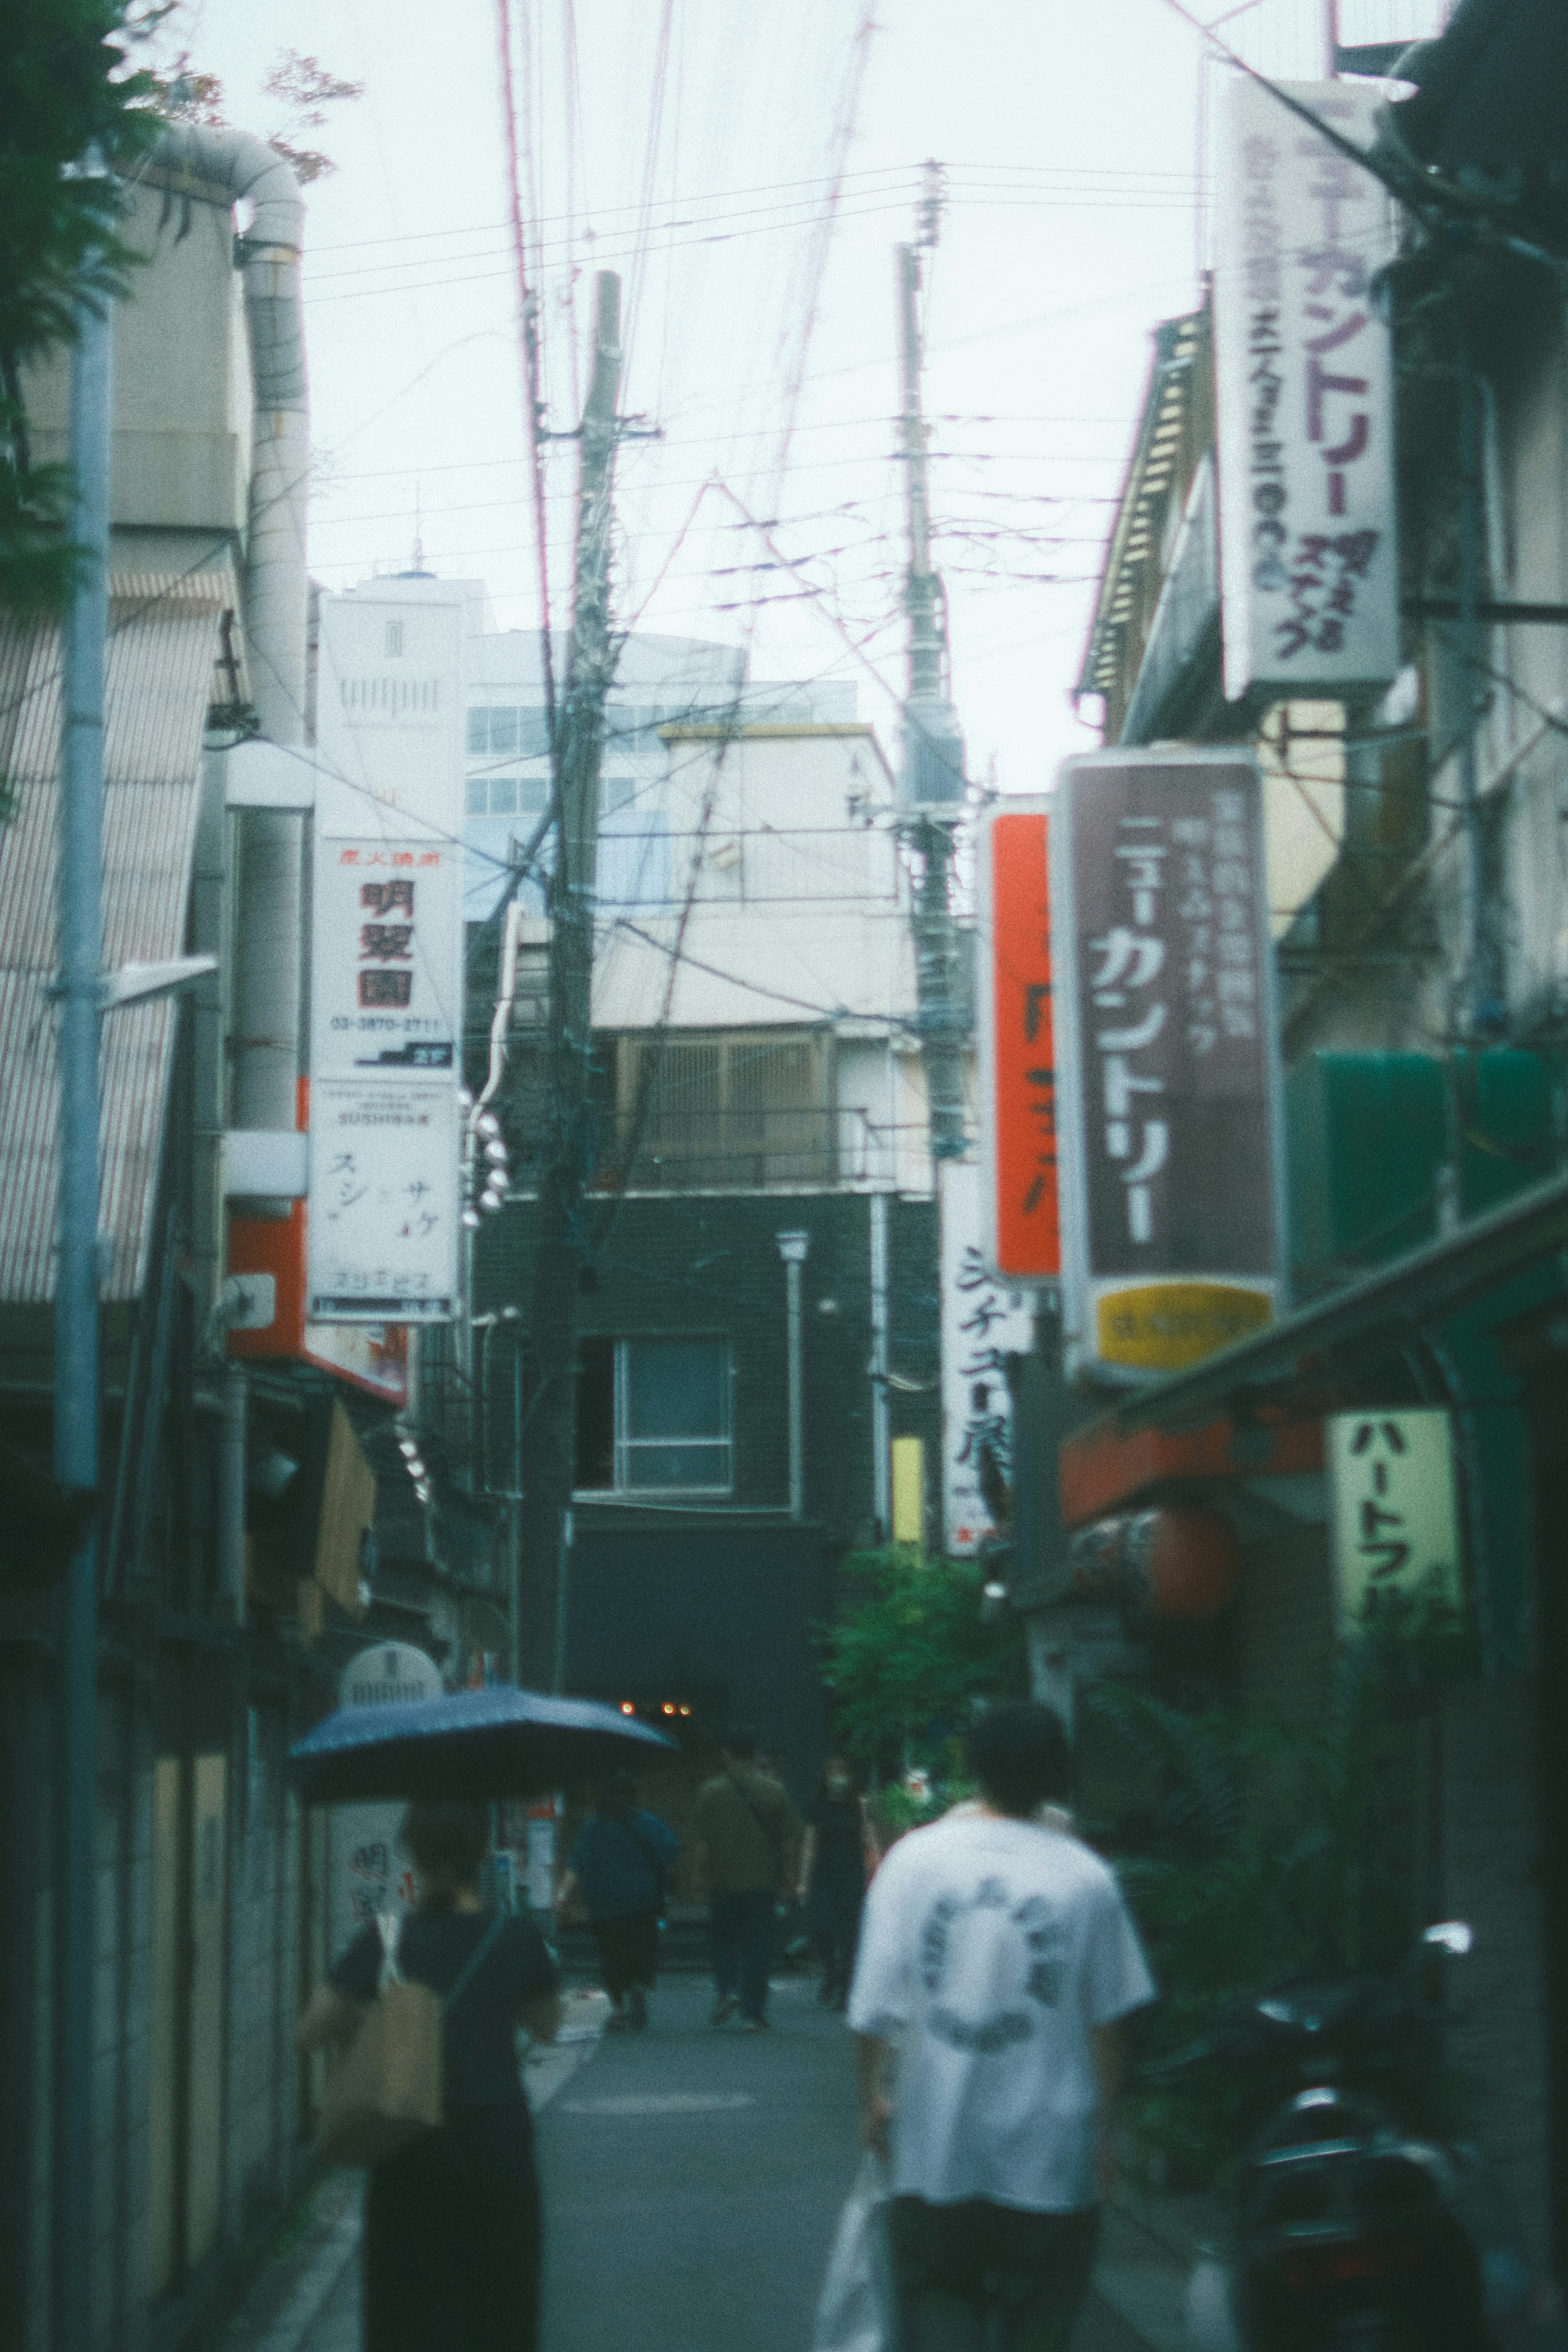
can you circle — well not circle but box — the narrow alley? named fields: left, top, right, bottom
left=246, top=1976, right=1164, bottom=2352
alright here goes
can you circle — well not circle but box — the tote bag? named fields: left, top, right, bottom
left=316, top=1911, right=506, bottom=2169
left=811, top=2155, right=896, bottom=2352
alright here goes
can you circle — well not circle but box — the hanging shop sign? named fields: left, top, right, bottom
left=1051, top=747, right=1285, bottom=1384
left=312, top=841, right=462, bottom=1076
left=1327, top=1408, right=1463, bottom=1626
left=1213, top=77, right=1399, bottom=702
left=940, top=1160, right=1036, bottom=1555
left=308, top=590, right=467, bottom=1322
left=306, top=1076, right=460, bottom=1321
left=978, top=801, right=1060, bottom=1283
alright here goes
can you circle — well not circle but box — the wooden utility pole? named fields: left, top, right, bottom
left=519, top=270, right=622, bottom=1687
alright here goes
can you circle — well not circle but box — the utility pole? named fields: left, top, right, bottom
left=895, top=164, right=967, bottom=1160
left=519, top=271, right=622, bottom=1688
left=53, top=278, right=111, bottom=2352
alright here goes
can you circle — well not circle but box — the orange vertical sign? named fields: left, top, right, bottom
left=981, top=806, right=1060, bottom=1280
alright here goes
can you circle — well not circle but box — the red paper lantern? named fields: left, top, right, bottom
left=1069, top=1506, right=1238, bottom=1620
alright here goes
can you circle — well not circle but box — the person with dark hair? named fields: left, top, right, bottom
left=690, top=1726, right=802, bottom=2030
left=555, top=1771, right=678, bottom=2031
left=848, top=1704, right=1154, bottom=2352
left=797, top=1755, right=866, bottom=2010
left=296, top=1800, right=562, bottom=2352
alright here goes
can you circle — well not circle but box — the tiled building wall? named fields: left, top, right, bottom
left=6, top=1652, right=317, bottom=2352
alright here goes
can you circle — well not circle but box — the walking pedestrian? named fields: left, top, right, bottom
left=555, top=1770, right=678, bottom=2031
left=847, top=1703, right=1154, bottom=2352
left=797, top=1754, right=866, bottom=2009
left=295, top=1801, right=562, bottom=2352
left=690, top=1726, right=801, bottom=2030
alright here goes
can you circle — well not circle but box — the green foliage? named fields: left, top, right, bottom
left=0, top=2, right=159, bottom=367
left=0, top=0, right=161, bottom=624
left=822, top=1548, right=1028, bottom=1769
left=1095, top=1629, right=1424, bottom=2187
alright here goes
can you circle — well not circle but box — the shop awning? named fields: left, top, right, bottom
left=1101, top=1165, right=1568, bottom=1438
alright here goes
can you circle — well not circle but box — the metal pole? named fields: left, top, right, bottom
left=776, top=1231, right=809, bottom=1520
left=786, top=1258, right=804, bottom=1520
left=53, top=281, right=112, bottom=2352
left=869, top=1193, right=891, bottom=1539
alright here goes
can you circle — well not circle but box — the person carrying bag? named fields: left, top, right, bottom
left=689, top=1726, right=802, bottom=2030
left=316, top=1905, right=509, bottom=2167
left=297, top=1801, right=562, bottom=2352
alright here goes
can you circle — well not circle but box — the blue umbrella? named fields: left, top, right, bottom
left=289, top=1682, right=675, bottom=1803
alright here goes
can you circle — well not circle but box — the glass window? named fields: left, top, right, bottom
left=575, top=1340, right=615, bottom=1489
left=613, top=1339, right=731, bottom=1492
left=465, top=777, right=489, bottom=816
left=518, top=710, right=552, bottom=759
left=489, top=776, right=518, bottom=815
left=517, top=779, right=550, bottom=815
left=601, top=775, right=636, bottom=819
left=467, top=709, right=490, bottom=754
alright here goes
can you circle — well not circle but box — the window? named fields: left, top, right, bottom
left=610, top=1032, right=831, bottom=1186
left=468, top=706, right=553, bottom=758
left=465, top=775, right=550, bottom=819
left=575, top=1338, right=732, bottom=1493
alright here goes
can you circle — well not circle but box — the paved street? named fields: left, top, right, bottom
left=278, top=1971, right=1157, bottom=2352
left=540, top=1972, right=1153, bottom=2352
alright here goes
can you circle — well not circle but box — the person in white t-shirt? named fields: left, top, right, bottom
left=847, top=1702, right=1154, bottom=2352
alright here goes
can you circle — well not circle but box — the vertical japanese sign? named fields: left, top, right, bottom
left=309, top=591, right=466, bottom=1322
left=313, top=846, right=461, bottom=1074
left=1052, top=748, right=1284, bottom=1384
left=1327, top=1409, right=1462, bottom=1625
left=1214, top=78, right=1399, bottom=700
left=940, top=1160, right=1035, bottom=1555
left=978, top=802, right=1060, bottom=1283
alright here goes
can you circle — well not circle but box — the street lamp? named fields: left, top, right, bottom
left=775, top=1230, right=810, bottom=1521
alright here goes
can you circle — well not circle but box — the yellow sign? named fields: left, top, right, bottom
left=891, top=1437, right=925, bottom=1547
left=1327, top=1409, right=1462, bottom=1624
left=1095, top=1282, right=1274, bottom=1373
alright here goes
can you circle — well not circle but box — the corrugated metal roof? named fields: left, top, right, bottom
left=0, top=571, right=234, bottom=1302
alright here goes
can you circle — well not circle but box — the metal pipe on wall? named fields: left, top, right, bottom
left=157, top=128, right=309, bottom=1138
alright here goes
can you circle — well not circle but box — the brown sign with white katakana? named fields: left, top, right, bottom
left=1056, top=752, right=1280, bottom=1286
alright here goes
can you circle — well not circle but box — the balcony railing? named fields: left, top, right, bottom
left=506, top=1108, right=928, bottom=1193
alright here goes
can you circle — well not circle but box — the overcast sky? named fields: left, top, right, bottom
left=161, top=0, right=1449, bottom=791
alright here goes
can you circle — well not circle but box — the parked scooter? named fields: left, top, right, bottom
left=1174, top=1923, right=1549, bottom=2352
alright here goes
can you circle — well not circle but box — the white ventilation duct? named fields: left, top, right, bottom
left=160, top=126, right=309, bottom=1135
